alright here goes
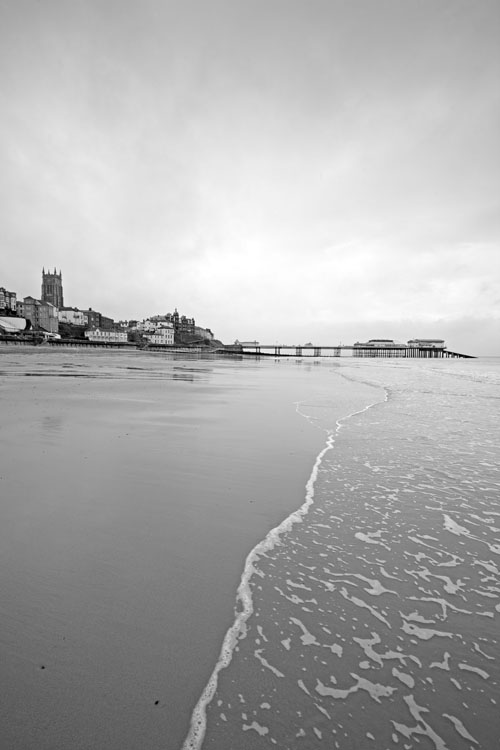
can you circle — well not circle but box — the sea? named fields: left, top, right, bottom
left=0, top=347, right=499, bottom=750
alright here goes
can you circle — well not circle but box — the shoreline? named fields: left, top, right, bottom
left=182, top=381, right=387, bottom=750
left=195, top=358, right=500, bottom=749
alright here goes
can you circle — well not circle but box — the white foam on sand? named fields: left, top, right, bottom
left=181, top=391, right=386, bottom=750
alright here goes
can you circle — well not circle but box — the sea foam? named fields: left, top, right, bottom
left=181, top=393, right=386, bottom=750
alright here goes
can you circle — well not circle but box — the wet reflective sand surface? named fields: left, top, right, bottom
left=0, top=348, right=376, bottom=749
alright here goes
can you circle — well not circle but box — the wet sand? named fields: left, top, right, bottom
left=0, top=348, right=377, bottom=749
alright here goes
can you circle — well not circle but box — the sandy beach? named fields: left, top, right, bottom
left=0, top=348, right=378, bottom=749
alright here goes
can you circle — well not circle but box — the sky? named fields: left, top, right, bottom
left=1, top=0, right=499, bottom=354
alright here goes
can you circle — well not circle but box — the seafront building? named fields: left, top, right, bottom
left=159, top=310, right=197, bottom=339
left=131, top=311, right=214, bottom=345
left=144, top=324, right=175, bottom=346
left=80, top=309, right=114, bottom=330
left=58, top=307, right=86, bottom=326
left=156, top=310, right=213, bottom=342
left=0, top=287, right=17, bottom=314
left=18, top=296, right=59, bottom=334
left=84, top=329, right=128, bottom=343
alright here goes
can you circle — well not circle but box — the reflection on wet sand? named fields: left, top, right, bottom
left=1, top=348, right=376, bottom=750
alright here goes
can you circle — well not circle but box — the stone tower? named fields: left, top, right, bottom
left=41, top=267, right=64, bottom=309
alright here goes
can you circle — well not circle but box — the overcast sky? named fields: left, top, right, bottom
left=1, top=0, right=499, bottom=353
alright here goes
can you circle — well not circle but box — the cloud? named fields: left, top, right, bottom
left=1, top=0, right=499, bottom=354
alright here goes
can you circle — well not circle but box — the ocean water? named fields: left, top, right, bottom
left=184, top=358, right=500, bottom=750
left=1, top=349, right=498, bottom=749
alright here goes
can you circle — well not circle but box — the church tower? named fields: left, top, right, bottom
left=41, top=267, right=64, bottom=309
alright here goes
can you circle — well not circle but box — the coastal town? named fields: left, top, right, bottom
left=0, top=269, right=218, bottom=348
left=1, top=269, right=469, bottom=357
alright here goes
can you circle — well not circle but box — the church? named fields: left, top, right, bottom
left=41, top=267, right=64, bottom=309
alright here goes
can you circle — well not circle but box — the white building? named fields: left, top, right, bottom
left=145, top=325, right=174, bottom=346
left=85, top=329, right=128, bottom=343
left=58, top=307, right=85, bottom=326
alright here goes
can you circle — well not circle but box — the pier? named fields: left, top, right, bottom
left=224, top=344, right=474, bottom=359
